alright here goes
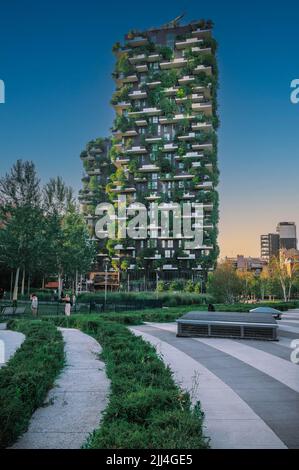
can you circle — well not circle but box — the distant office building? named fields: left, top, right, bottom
left=225, top=255, right=267, bottom=274
left=260, top=233, right=280, bottom=261
left=276, top=222, right=297, bottom=250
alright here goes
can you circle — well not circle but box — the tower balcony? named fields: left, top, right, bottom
left=139, top=164, right=160, bottom=172
left=128, top=107, right=161, bottom=118
left=192, top=143, right=213, bottom=151
left=113, top=101, right=131, bottom=113
left=160, top=57, right=188, bottom=70
left=126, top=36, right=149, bottom=47
left=192, top=122, right=212, bottom=131
left=191, top=28, right=212, bottom=38
left=146, top=80, right=162, bottom=88
left=178, top=75, right=195, bottom=85
left=162, top=143, right=178, bottom=152
left=195, top=181, right=213, bottom=190
left=175, top=37, right=203, bottom=49
left=135, top=63, right=148, bottom=73
left=128, top=90, right=147, bottom=100
left=191, top=46, right=212, bottom=55
left=129, top=53, right=147, bottom=64
left=194, top=65, right=212, bottom=76
left=192, top=102, right=212, bottom=116
left=126, top=146, right=148, bottom=154
left=175, top=151, right=204, bottom=160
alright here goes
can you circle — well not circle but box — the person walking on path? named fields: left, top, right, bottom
left=63, top=294, right=72, bottom=317
left=30, top=294, right=38, bottom=316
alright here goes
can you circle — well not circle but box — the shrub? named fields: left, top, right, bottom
left=0, top=321, right=64, bottom=448
left=77, top=319, right=208, bottom=449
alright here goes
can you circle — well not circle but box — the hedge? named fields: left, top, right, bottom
left=0, top=320, right=64, bottom=448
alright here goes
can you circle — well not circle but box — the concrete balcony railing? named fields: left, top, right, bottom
left=193, top=65, right=212, bottom=76
left=135, top=64, right=148, bottom=73
left=128, top=107, right=161, bottom=117
left=175, top=37, right=203, bottom=49
left=196, top=181, right=213, bottom=189
left=126, top=146, right=148, bottom=154
left=145, top=136, right=162, bottom=143
left=178, top=75, right=195, bottom=84
left=128, top=90, right=147, bottom=100
left=175, top=151, right=203, bottom=159
left=126, top=36, right=149, bottom=47
left=147, top=53, right=161, bottom=62
left=191, top=46, right=212, bottom=55
left=160, top=57, right=188, bottom=70
left=192, top=102, right=212, bottom=116
left=139, top=164, right=160, bottom=172
left=146, top=80, right=162, bottom=88
left=177, top=132, right=197, bottom=141
left=129, top=53, right=147, bottom=64
left=191, top=122, right=212, bottom=131
left=191, top=28, right=212, bottom=38
left=192, top=143, right=213, bottom=151
left=163, top=143, right=178, bottom=152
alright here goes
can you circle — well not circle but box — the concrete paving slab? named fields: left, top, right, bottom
left=131, top=327, right=286, bottom=449
left=12, top=328, right=110, bottom=449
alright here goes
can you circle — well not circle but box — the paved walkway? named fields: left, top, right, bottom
left=0, top=323, right=25, bottom=368
left=131, top=310, right=299, bottom=449
left=12, top=328, right=110, bottom=449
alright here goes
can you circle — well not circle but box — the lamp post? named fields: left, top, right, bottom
left=104, top=258, right=109, bottom=311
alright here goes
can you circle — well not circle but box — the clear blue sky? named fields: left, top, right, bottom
left=0, top=0, right=299, bottom=256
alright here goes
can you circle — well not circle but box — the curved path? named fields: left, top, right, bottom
left=12, top=328, right=110, bottom=449
left=0, top=323, right=25, bottom=367
left=131, top=310, right=299, bottom=449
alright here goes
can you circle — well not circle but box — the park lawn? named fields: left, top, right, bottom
left=44, top=315, right=209, bottom=449
left=0, top=320, right=64, bottom=449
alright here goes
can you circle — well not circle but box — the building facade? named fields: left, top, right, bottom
left=80, top=18, right=220, bottom=287
left=276, top=222, right=297, bottom=250
left=260, top=233, right=280, bottom=261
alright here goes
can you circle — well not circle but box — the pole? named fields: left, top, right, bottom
left=104, top=263, right=107, bottom=311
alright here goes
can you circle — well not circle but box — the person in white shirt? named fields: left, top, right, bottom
left=31, top=294, right=38, bottom=316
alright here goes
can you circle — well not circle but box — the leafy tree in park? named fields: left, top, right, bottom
left=268, top=255, right=299, bottom=302
left=0, top=160, right=43, bottom=300
left=0, top=206, right=44, bottom=301
left=61, top=210, right=96, bottom=295
left=43, top=176, right=75, bottom=215
left=207, top=262, right=243, bottom=303
left=0, top=159, right=41, bottom=208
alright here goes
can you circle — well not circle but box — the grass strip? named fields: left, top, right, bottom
left=0, top=320, right=64, bottom=448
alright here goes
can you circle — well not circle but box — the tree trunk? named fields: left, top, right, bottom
left=58, top=272, right=62, bottom=298
left=21, top=268, right=25, bottom=296
left=10, top=271, right=14, bottom=301
left=75, top=270, right=79, bottom=296
left=13, top=267, right=20, bottom=302
left=27, top=273, right=31, bottom=297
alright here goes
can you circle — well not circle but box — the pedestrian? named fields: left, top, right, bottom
left=72, top=293, right=76, bottom=311
left=31, top=293, right=38, bottom=316
left=64, top=294, right=71, bottom=317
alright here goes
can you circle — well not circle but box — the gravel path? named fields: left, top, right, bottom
left=12, top=328, right=110, bottom=449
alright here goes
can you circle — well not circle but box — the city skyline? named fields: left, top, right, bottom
left=1, top=0, right=299, bottom=258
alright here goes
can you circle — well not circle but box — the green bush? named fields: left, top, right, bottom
left=72, top=319, right=209, bottom=449
left=0, top=320, right=64, bottom=448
